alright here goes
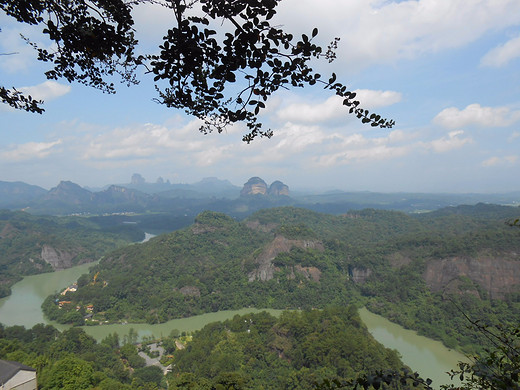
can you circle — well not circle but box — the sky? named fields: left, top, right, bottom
left=1, top=0, right=520, bottom=193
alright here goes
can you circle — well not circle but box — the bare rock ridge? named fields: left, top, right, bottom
left=240, top=177, right=290, bottom=197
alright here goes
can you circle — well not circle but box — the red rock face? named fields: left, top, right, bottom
left=423, top=252, right=520, bottom=299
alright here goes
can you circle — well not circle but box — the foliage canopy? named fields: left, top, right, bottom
left=1, top=0, right=395, bottom=141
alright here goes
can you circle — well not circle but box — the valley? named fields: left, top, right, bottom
left=1, top=177, right=519, bottom=389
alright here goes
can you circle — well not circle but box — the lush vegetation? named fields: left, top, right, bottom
left=4, top=310, right=520, bottom=389
left=0, top=210, right=144, bottom=298
left=0, top=307, right=415, bottom=390
left=42, top=205, right=520, bottom=355
left=166, top=307, right=407, bottom=389
left=0, top=322, right=165, bottom=389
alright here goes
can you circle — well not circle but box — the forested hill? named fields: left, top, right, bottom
left=45, top=205, right=520, bottom=353
left=0, top=307, right=410, bottom=389
left=0, top=210, right=144, bottom=298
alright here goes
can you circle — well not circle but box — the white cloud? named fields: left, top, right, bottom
left=81, top=120, right=209, bottom=160
left=246, top=122, right=418, bottom=168
left=276, top=96, right=346, bottom=124
left=481, top=35, right=520, bottom=67
left=193, top=145, right=235, bottom=166
left=353, top=89, right=402, bottom=109
left=275, top=90, right=401, bottom=124
left=274, top=0, right=520, bottom=70
left=426, top=130, right=473, bottom=153
left=129, top=0, right=520, bottom=72
left=434, top=104, right=520, bottom=129
left=1, top=140, right=62, bottom=161
left=20, top=81, right=71, bottom=101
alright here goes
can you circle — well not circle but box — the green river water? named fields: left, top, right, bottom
left=0, top=262, right=468, bottom=388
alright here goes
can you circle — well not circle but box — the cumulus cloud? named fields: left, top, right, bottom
left=353, top=89, right=402, bottom=109
left=1, top=140, right=62, bottom=161
left=275, top=97, right=344, bottom=124
left=129, top=0, right=520, bottom=71
left=434, top=104, right=520, bottom=129
left=82, top=122, right=206, bottom=160
left=275, top=90, right=401, bottom=124
left=0, top=82, right=70, bottom=113
left=193, top=145, right=235, bottom=166
left=426, top=130, right=473, bottom=153
left=273, top=0, right=520, bottom=70
left=20, top=81, right=71, bottom=101
left=246, top=122, right=418, bottom=168
left=481, top=35, right=520, bottom=67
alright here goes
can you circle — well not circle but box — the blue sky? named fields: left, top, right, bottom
left=1, top=0, right=520, bottom=193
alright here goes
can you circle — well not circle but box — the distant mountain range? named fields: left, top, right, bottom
left=0, top=176, right=519, bottom=216
left=0, top=177, right=291, bottom=216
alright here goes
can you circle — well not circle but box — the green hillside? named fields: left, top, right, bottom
left=44, top=206, right=520, bottom=353
left=0, top=210, right=144, bottom=297
left=0, top=307, right=419, bottom=390
left=168, top=307, right=405, bottom=389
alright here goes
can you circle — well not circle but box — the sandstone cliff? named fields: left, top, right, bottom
left=40, top=245, right=93, bottom=270
left=268, top=181, right=290, bottom=196
left=423, top=251, right=520, bottom=299
left=240, top=177, right=290, bottom=197
left=241, top=177, right=268, bottom=196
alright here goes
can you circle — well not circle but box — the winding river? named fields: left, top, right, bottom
left=0, top=261, right=467, bottom=388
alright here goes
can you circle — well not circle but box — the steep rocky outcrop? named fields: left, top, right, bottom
left=40, top=245, right=93, bottom=270
left=240, top=177, right=290, bottom=197
left=268, top=181, right=290, bottom=196
left=248, top=235, right=324, bottom=281
left=241, top=177, right=268, bottom=196
left=288, top=265, right=322, bottom=282
left=423, top=251, right=520, bottom=299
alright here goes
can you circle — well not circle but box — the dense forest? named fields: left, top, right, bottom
left=0, top=210, right=144, bottom=298
left=1, top=321, right=166, bottom=389
left=0, top=307, right=421, bottom=389
left=42, top=204, right=520, bottom=354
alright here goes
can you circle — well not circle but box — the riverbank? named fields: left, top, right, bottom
left=0, top=262, right=468, bottom=387
left=358, top=307, right=468, bottom=388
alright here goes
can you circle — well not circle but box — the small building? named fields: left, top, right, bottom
left=57, top=300, right=72, bottom=308
left=0, top=359, right=37, bottom=390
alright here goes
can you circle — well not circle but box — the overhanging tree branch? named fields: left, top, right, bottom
left=1, top=0, right=395, bottom=141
